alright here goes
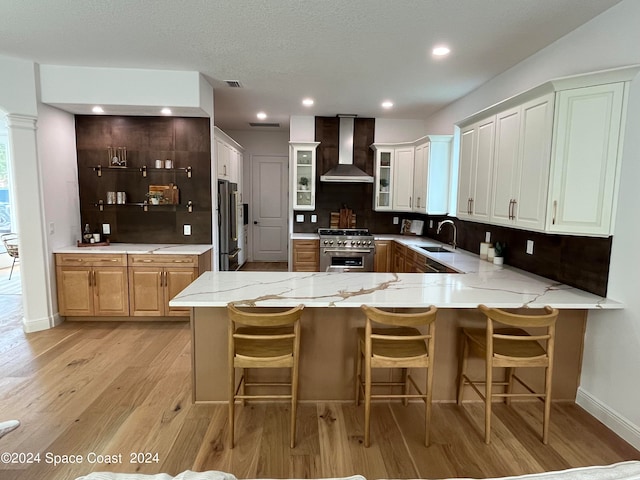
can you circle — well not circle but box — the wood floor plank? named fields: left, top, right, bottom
left=0, top=309, right=638, bottom=480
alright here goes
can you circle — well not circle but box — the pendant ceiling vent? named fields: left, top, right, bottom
left=320, top=116, right=374, bottom=183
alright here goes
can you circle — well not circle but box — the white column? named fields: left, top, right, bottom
left=6, top=114, right=60, bottom=332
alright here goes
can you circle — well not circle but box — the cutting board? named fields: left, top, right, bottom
left=330, top=210, right=356, bottom=228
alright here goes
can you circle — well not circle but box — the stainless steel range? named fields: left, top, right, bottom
left=318, top=228, right=375, bottom=272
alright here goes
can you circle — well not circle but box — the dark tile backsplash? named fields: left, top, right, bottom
left=76, top=115, right=212, bottom=244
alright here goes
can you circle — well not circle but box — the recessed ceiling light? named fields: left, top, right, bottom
left=92, top=106, right=104, bottom=113
left=257, top=112, right=267, bottom=120
left=302, top=98, right=314, bottom=107
left=382, top=101, right=394, bottom=109
left=432, top=45, right=451, bottom=57
left=161, top=108, right=172, bottom=115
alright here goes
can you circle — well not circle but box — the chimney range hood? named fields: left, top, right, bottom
left=320, top=116, right=374, bottom=183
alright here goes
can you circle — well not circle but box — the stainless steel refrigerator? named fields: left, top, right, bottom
left=218, top=179, right=240, bottom=271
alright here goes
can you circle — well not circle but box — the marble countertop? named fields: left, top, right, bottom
left=53, top=243, right=213, bottom=255
left=170, top=266, right=621, bottom=310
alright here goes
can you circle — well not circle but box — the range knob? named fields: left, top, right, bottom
left=368, top=240, right=372, bottom=245
left=337, top=240, right=342, bottom=246
left=357, top=241, right=361, bottom=245
left=329, top=240, right=334, bottom=245
left=351, top=240, right=356, bottom=246
left=324, top=240, right=329, bottom=245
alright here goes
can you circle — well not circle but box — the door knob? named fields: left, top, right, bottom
left=253, top=221, right=259, bottom=224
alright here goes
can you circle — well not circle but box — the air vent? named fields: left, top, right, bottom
left=249, top=122, right=280, bottom=128
left=225, top=80, right=243, bottom=88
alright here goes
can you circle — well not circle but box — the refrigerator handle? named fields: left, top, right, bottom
left=231, top=191, right=240, bottom=241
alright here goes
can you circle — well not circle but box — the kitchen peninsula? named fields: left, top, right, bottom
left=170, top=243, right=621, bottom=404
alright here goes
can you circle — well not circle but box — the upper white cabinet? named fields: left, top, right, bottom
left=546, top=83, right=625, bottom=236
left=373, top=136, right=451, bottom=213
left=290, top=141, right=319, bottom=211
left=455, top=65, right=639, bottom=237
left=215, top=127, right=243, bottom=187
left=457, top=116, right=495, bottom=222
left=392, top=147, right=415, bottom=212
left=491, top=94, right=554, bottom=230
left=414, top=135, right=452, bottom=215
left=373, top=148, right=393, bottom=211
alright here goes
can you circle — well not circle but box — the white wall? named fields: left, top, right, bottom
left=374, top=118, right=427, bottom=143
left=424, top=0, right=640, bottom=449
left=0, top=56, right=38, bottom=116
left=39, top=65, right=209, bottom=116
left=37, top=103, right=80, bottom=249
left=225, top=129, right=290, bottom=262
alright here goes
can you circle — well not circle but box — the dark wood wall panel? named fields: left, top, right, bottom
left=76, top=115, right=212, bottom=244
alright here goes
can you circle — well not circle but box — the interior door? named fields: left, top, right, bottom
left=252, top=155, right=288, bottom=262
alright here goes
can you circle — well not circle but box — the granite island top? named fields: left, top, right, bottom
left=53, top=243, right=213, bottom=255
left=171, top=241, right=622, bottom=310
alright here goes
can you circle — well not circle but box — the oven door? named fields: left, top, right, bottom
left=320, top=248, right=374, bottom=272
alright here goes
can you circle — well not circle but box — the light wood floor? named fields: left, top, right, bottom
left=0, top=306, right=638, bottom=480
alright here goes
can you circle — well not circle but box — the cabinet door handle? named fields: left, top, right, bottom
left=512, top=199, right=517, bottom=220
left=409, top=196, right=412, bottom=208
left=508, top=199, right=513, bottom=219
left=164, top=271, right=168, bottom=287
left=88, top=271, right=92, bottom=287
left=469, top=198, right=474, bottom=215
left=552, top=200, right=557, bottom=225
left=417, top=197, right=421, bottom=208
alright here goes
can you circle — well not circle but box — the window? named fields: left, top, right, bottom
left=0, top=131, right=12, bottom=233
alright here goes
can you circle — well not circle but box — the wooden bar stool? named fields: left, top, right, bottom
left=355, top=304, right=437, bottom=447
left=227, top=303, right=304, bottom=449
left=457, top=304, right=559, bottom=444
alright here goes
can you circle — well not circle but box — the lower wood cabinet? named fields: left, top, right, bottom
left=56, top=254, right=129, bottom=316
left=392, top=242, right=406, bottom=273
left=56, top=250, right=211, bottom=319
left=128, top=255, right=199, bottom=317
left=292, top=239, right=319, bottom=271
left=374, top=240, right=391, bottom=272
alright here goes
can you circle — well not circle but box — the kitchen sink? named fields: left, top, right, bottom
left=420, top=246, right=452, bottom=253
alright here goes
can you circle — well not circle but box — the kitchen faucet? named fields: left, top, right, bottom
left=437, top=219, right=457, bottom=250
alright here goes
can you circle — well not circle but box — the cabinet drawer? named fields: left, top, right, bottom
left=55, top=253, right=126, bottom=267
left=128, top=254, right=198, bottom=268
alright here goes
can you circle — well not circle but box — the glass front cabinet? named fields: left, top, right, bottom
left=372, top=146, right=394, bottom=211
left=290, top=142, right=320, bottom=210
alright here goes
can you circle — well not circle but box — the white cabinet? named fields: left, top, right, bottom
left=546, top=83, right=626, bottom=236
left=215, top=127, right=243, bottom=185
left=457, top=116, right=495, bottom=222
left=373, top=148, right=393, bottom=211
left=290, top=141, right=319, bottom=211
left=373, top=137, right=451, bottom=213
left=413, top=135, right=452, bottom=215
left=392, top=147, right=415, bottom=212
left=491, top=94, right=554, bottom=230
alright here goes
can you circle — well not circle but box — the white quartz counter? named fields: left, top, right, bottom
left=53, top=243, right=213, bottom=255
left=170, top=267, right=621, bottom=310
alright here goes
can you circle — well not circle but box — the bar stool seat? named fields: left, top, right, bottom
left=227, top=303, right=304, bottom=449
left=355, top=305, right=437, bottom=447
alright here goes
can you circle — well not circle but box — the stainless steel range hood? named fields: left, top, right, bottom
left=320, top=116, right=374, bottom=183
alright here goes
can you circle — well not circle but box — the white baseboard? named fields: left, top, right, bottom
left=576, top=386, right=640, bottom=450
left=22, top=312, right=62, bottom=332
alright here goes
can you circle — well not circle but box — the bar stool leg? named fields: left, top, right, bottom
left=228, top=365, right=236, bottom=449
left=457, top=335, right=469, bottom=404
left=364, top=355, right=372, bottom=447
left=402, top=368, right=409, bottom=406
left=425, top=365, right=433, bottom=447
left=355, top=341, right=362, bottom=406
left=505, top=367, right=514, bottom=405
left=485, top=359, right=493, bottom=444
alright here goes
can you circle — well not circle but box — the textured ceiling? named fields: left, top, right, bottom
left=0, top=0, right=622, bottom=131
